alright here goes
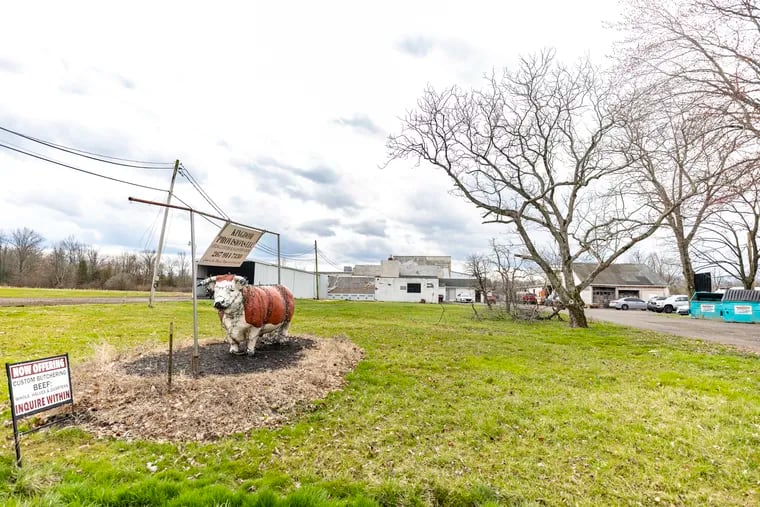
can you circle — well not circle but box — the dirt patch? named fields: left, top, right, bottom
left=71, top=334, right=363, bottom=442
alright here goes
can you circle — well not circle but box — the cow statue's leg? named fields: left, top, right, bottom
left=276, top=320, right=291, bottom=342
left=245, top=327, right=261, bottom=356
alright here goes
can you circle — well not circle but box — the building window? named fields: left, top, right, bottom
left=407, top=283, right=421, bottom=293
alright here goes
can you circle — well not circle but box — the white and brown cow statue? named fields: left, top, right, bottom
left=199, top=274, right=295, bottom=356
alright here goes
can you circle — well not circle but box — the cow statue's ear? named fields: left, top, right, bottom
left=198, top=276, right=216, bottom=291
left=234, top=275, right=248, bottom=288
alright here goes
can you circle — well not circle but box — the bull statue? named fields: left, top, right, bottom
left=199, top=274, right=295, bottom=356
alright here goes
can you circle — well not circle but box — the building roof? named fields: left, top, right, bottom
left=573, top=263, right=668, bottom=287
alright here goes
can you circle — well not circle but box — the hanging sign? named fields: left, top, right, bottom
left=199, top=222, right=263, bottom=267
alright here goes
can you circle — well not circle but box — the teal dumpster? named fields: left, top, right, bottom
left=689, top=292, right=724, bottom=319
left=721, top=289, right=760, bottom=323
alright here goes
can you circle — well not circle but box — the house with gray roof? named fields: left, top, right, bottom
left=571, top=263, right=670, bottom=307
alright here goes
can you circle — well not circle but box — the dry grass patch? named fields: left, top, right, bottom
left=72, top=335, right=363, bottom=442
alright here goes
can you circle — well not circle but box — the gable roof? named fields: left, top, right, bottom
left=573, top=263, right=668, bottom=287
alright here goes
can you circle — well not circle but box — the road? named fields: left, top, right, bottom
left=0, top=296, right=192, bottom=307
left=585, top=307, right=760, bottom=353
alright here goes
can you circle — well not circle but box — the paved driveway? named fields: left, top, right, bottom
left=585, top=308, right=760, bottom=353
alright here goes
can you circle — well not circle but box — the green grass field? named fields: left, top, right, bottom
left=1, top=298, right=759, bottom=506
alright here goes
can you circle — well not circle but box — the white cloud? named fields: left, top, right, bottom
left=0, top=0, right=620, bottom=270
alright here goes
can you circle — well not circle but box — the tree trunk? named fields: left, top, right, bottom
left=566, top=302, right=589, bottom=328
left=675, top=231, right=696, bottom=296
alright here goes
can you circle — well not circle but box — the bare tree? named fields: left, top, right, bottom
left=140, top=250, right=156, bottom=286
left=0, top=230, right=8, bottom=284
left=9, top=227, right=44, bottom=280
left=48, top=245, right=69, bottom=287
left=86, top=248, right=100, bottom=285
left=387, top=51, right=677, bottom=327
left=619, top=90, right=753, bottom=295
left=174, top=251, right=190, bottom=286
left=694, top=178, right=760, bottom=288
left=490, top=239, right=531, bottom=314
left=61, top=236, right=85, bottom=265
left=466, top=253, right=492, bottom=307
left=618, top=0, right=760, bottom=137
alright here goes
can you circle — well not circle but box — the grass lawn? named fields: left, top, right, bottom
left=1, top=299, right=759, bottom=506
left=0, top=287, right=188, bottom=299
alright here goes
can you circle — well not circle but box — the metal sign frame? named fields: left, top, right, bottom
left=128, top=197, right=281, bottom=376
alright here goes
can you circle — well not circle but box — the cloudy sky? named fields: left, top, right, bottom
left=0, top=1, right=622, bottom=273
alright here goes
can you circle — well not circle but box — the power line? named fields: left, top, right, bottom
left=0, top=141, right=168, bottom=192
left=317, top=247, right=344, bottom=268
left=317, top=250, right=343, bottom=270
left=178, top=164, right=230, bottom=220
left=0, top=125, right=175, bottom=169
left=173, top=194, right=225, bottom=229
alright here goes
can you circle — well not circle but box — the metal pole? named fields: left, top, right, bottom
left=149, top=159, right=180, bottom=307
left=6, top=363, right=22, bottom=467
left=190, top=211, right=200, bottom=376
left=314, top=239, right=320, bottom=300
left=277, top=233, right=281, bottom=285
left=168, top=321, right=174, bottom=391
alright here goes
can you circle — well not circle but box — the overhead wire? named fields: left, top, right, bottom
left=317, top=250, right=344, bottom=270
left=0, top=141, right=169, bottom=192
left=138, top=208, right=164, bottom=252
left=173, top=194, right=225, bottom=229
left=317, top=248, right=343, bottom=268
left=178, top=163, right=230, bottom=220
left=0, top=125, right=175, bottom=169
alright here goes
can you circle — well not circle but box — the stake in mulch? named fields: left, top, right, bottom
left=167, top=321, right=174, bottom=391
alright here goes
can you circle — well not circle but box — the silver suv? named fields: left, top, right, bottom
left=654, top=294, right=689, bottom=314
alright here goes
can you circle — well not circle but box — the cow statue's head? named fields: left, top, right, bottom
left=198, top=274, right=248, bottom=310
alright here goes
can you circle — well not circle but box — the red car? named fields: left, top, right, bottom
left=521, top=293, right=537, bottom=303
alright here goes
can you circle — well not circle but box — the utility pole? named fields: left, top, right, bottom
left=149, top=159, right=180, bottom=307
left=314, top=240, right=320, bottom=300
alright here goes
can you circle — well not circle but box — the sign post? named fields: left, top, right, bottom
left=5, top=354, right=74, bottom=467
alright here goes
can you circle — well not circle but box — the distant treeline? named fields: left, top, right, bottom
left=0, top=227, right=191, bottom=291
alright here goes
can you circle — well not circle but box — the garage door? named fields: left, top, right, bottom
left=592, top=287, right=615, bottom=307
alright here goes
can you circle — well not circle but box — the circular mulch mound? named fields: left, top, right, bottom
left=71, top=334, right=363, bottom=442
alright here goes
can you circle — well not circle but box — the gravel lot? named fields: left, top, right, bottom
left=585, top=307, right=760, bottom=353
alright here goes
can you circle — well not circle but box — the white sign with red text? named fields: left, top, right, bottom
left=7, top=355, right=73, bottom=418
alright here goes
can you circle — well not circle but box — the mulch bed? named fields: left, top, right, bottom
left=70, top=334, right=363, bottom=442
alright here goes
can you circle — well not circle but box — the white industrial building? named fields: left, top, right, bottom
left=328, top=256, right=479, bottom=303
left=198, top=255, right=480, bottom=303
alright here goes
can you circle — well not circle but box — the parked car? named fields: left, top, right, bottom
left=544, top=293, right=561, bottom=306
left=521, top=293, right=537, bottom=304
left=654, top=294, right=689, bottom=313
left=611, top=297, right=647, bottom=310
left=647, top=296, right=666, bottom=311
left=675, top=299, right=690, bottom=315
left=456, top=293, right=474, bottom=303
